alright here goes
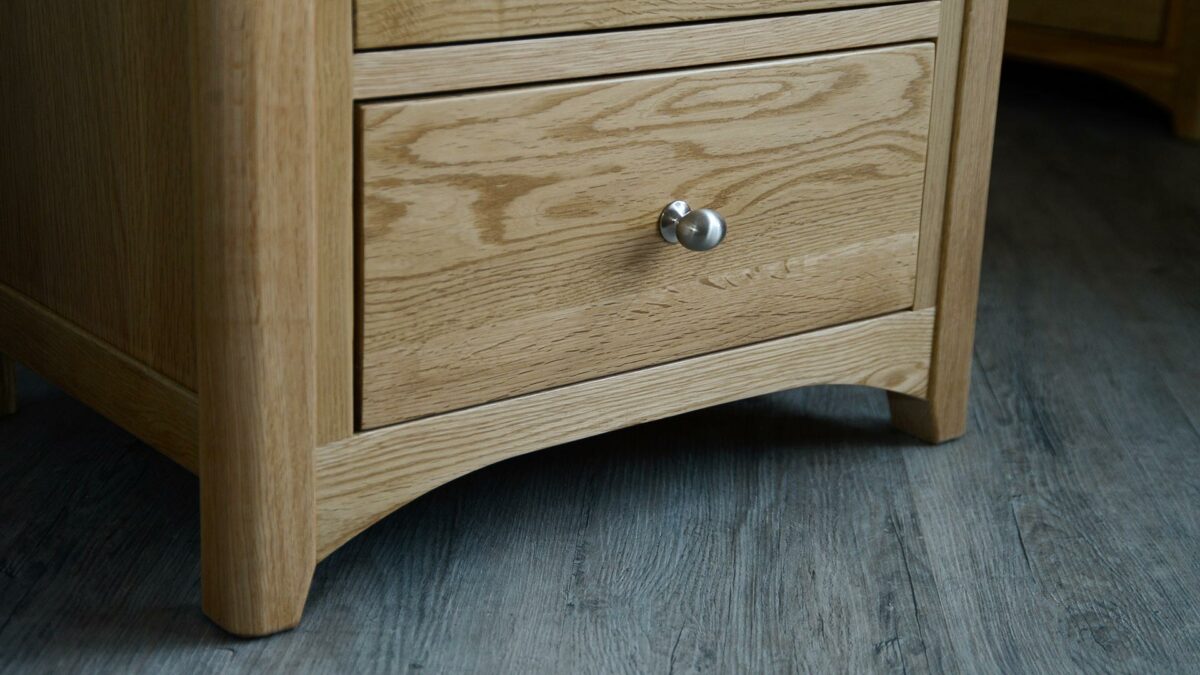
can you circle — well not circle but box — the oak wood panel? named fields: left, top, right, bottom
left=891, top=0, right=1008, bottom=442
left=0, top=284, right=198, bottom=470
left=360, top=44, right=935, bottom=428
left=319, top=308, right=934, bottom=558
left=356, top=0, right=925, bottom=49
left=0, top=1, right=195, bottom=388
left=352, top=2, right=941, bottom=99
left=1008, top=0, right=1168, bottom=43
left=316, top=0, right=356, bottom=445
left=193, top=0, right=320, bottom=637
left=913, top=0, right=965, bottom=308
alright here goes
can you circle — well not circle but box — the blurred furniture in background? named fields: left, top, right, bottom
left=1006, top=0, right=1200, bottom=138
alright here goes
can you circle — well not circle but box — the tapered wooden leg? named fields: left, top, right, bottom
left=889, top=391, right=967, bottom=444
left=1, top=354, right=16, bottom=416
left=200, top=428, right=315, bottom=637
left=194, top=0, right=320, bottom=637
left=890, top=0, right=1008, bottom=444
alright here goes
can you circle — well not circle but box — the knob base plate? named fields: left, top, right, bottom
left=658, top=200, right=691, bottom=244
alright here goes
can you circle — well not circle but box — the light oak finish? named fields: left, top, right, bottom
left=913, top=0, right=965, bottom=308
left=0, top=0, right=1006, bottom=638
left=356, top=0, right=921, bottom=49
left=193, top=0, right=320, bottom=637
left=351, top=2, right=942, bottom=99
left=12, top=82, right=1200, bottom=669
left=0, top=0, right=351, bottom=445
left=0, top=284, right=198, bottom=469
left=320, top=308, right=935, bottom=558
left=316, top=0, right=356, bottom=445
left=1005, top=0, right=1200, bottom=140
left=0, top=354, right=17, bottom=416
left=1009, top=0, right=1168, bottom=43
left=360, top=44, right=934, bottom=427
left=0, top=1, right=196, bottom=388
left=891, top=0, right=1008, bottom=441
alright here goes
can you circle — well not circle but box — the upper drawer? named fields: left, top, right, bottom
left=356, top=0, right=915, bottom=49
left=359, top=43, right=934, bottom=429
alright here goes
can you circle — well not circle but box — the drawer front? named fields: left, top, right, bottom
left=356, top=0, right=910, bottom=49
left=360, top=43, right=934, bottom=428
left=1008, top=0, right=1168, bottom=42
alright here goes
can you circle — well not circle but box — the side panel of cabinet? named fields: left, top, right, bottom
left=0, top=1, right=196, bottom=388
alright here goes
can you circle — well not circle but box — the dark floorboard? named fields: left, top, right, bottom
left=2, top=62, right=1199, bottom=674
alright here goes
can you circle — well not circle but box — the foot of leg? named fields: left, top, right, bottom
left=888, top=391, right=968, bottom=444
left=200, top=436, right=316, bottom=636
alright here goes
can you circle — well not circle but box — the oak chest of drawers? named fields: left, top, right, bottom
left=0, top=0, right=1008, bottom=636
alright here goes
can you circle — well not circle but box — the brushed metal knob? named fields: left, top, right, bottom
left=659, top=200, right=727, bottom=252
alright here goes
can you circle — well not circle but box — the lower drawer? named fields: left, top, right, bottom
left=358, top=43, right=934, bottom=428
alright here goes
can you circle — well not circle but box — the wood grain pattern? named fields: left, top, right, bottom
left=10, top=60, right=1197, bottom=673
left=0, top=283, right=197, bottom=469
left=913, top=0, right=965, bottom=308
left=360, top=44, right=934, bottom=428
left=320, top=308, right=934, bottom=558
left=1008, top=0, right=1168, bottom=43
left=0, top=353, right=15, bottom=416
left=316, top=0, right=356, bottom=445
left=0, top=0, right=354, bottom=448
left=193, top=0, right=320, bottom=637
left=891, top=0, right=1008, bottom=442
left=351, top=2, right=942, bottom=99
left=355, top=0, right=922, bottom=49
left=0, top=0, right=196, bottom=389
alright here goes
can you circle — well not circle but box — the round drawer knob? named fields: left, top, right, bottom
left=659, top=200, right=727, bottom=252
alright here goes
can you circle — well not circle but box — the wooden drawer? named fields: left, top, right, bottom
left=359, top=43, right=934, bottom=428
left=355, top=0, right=911, bottom=49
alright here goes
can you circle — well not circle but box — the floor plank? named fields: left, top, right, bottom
left=1, top=62, right=1199, bottom=673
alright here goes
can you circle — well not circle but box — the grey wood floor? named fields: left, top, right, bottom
left=2, top=62, right=1199, bottom=674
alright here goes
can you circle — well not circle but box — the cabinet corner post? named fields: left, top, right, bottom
left=193, top=0, right=320, bottom=637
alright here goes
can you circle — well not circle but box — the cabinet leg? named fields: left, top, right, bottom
left=1, top=354, right=16, bottom=416
left=200, top=427, right=315, bottom=637
left=888, top=390, right=968, bottom=444
left=888, top=0, right=1007, bottom=445
left=194, top=0, right=320, bottom=637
